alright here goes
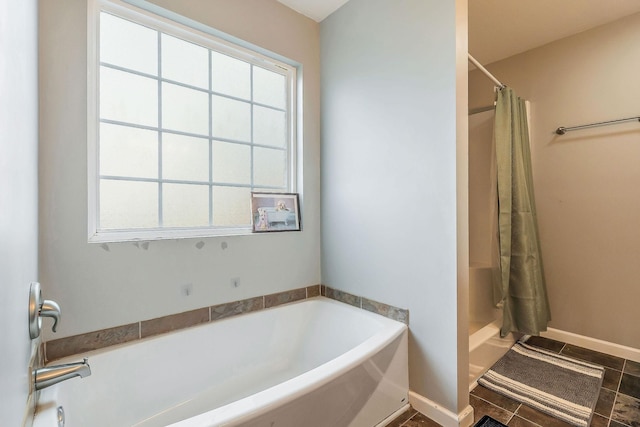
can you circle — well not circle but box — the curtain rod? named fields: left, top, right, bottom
left=468, top=53, right=506, bottom=89
left=555, top=116, right=640, bottom=135
left=469, top=105, right=495, bottom=115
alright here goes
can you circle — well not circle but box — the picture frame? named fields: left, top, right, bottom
left=251, top=192, right=301, bottom=232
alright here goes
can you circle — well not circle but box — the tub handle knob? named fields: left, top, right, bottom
left=41, top=299, right=61, bottom=333
left=29, top=282, right=62, bottom=339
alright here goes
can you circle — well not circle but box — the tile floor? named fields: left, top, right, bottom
left=387, top=336, right=640, bottom=427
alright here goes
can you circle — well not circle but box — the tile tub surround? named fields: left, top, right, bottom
left=323, top=285, right=410, bottom=324
left=45, top=285, right=408, bottom=361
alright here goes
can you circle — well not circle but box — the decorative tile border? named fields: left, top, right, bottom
left=362, top=297, right=410, bottom=324
left=211, top=296, right=264, bottom=321
left=44, top=284, right=408, bottom=362
left=323, top=286, right=410, bottom=324
left=265, top=287, right=307, bottom=308
left=141, top=307, right=209, bottom=338
left=46, top=323, right=139, bottom=361
left=325, top=286, right=361, bottom=308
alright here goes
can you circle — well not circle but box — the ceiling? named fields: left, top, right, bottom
left=277, top=0, right=640, bottom=66
left=468, top=0, right=640, bottom=65
left=276, top=0, right=350, bottom=22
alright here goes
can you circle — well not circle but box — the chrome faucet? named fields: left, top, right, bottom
left=34, top=358, right=91, bottom=390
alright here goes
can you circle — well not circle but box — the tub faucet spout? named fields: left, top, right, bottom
left=34, top=358, right=91, bottom=391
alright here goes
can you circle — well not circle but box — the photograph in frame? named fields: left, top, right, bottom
left=251, top=192, right=301, bottom=232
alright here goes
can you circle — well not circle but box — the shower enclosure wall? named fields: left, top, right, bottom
left=468, top=108, right=516, bottom=387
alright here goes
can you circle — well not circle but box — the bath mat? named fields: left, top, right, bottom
left=473, top=415, right=507, bottom=427
left=478, top=341, right=604, bottom=427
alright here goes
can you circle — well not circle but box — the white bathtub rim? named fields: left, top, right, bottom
left=468, top=319, right=517, bottom=391
left=469, top=319, right=501, bottom=352
left=167, top=321, right=407, bottom=426
left=45, top=296, right=402, bottom=363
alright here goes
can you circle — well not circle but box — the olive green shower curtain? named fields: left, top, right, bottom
left=494, top=87, right=551, bottom=337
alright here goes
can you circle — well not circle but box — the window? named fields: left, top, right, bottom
left=88, top=1, right=297, bottom=242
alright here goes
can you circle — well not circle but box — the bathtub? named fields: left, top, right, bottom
left=33, top=297, right=409, bottom=427
left=468, top=264, right=516, bottom=389
left=469, top=320, right=516, bottom=389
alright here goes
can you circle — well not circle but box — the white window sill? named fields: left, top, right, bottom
left=88, top=226, right=254, bottom=243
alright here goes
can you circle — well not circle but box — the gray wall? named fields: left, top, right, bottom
left=321, top=0, right=467, bottom=413
left=0, top=0, right=39, bottom=424
left=38, top=0, right=321, bottom=339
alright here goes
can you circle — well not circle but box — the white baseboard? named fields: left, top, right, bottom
left=376, top=404, right=411, bottom=427
left=408, top=391, right=474, bottom=427
left=541, top=327, right=640, bottom=363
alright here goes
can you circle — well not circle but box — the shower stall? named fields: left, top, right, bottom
left=468, top=53, right=551, bottom=388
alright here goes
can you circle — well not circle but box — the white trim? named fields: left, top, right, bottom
left=408, top=391, right=474, bottom=427
left=541, top=327, right=640, bottom=363
left=87, top=0, right=101, bottom=241
left=88, top=226, right=253, bottom=243
left=100, top=0, right=295, bottom=72
left=375, top=404, right=411, bottom=427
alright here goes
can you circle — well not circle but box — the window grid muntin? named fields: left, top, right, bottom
left=208, top=48, right=214, bottom=225
left=156, top=29, right=163, bottom=227
left=96, top=9, right=292, bottom=234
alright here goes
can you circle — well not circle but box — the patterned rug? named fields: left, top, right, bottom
left=478, top=341, right=604, bottom=427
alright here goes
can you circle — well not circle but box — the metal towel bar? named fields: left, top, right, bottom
left=556, top=116, right=640, bottom=135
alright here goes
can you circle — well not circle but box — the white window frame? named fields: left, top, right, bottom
left=87, top=0, right=299, bottom=243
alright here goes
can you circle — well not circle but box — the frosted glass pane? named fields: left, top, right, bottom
left=211, top=51, right=250, bottom=100
left=253, top=106, right=286, bottom=148
left=254, top=147, right=286, bottom=188
left=100, top=123, right=157, bottom=179
left=162, top=133, right=209, bottom=182
left=162, top=83, right=209, bottom=135
left=163, top=184, right=209, bottom=227
left=253, top=66, right=285, bottom=109
left=100, top=12, right=157, bottom=75
left=161, top=34, right=208, bottom=89
left=212, top=95, right=250, bottom=142
left=212, top=142, right=250, bottom=184
left=100, top=67, right=158, bottom=127
left=100, top=180, right=158, bottom=229
left=212, top=186, right=250, bottom=226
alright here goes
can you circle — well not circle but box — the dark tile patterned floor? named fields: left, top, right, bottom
left=386, top=407, right=442, bottom=426
left=387, top=336, right=640, bottom=427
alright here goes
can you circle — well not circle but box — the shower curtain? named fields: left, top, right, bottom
left=493, top=87, right=551, bottom=337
